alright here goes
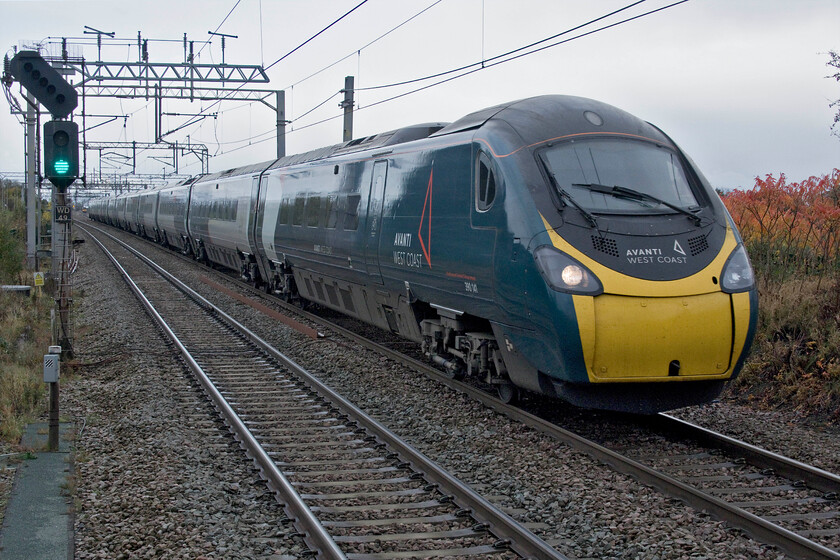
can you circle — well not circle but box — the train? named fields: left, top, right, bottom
left=87, top=95, right=758, bottom=414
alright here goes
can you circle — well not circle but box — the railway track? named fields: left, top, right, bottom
left=299, top=316, right=840, bottom=560
left=313, top=313, right=840, bottom=560
left=79, top=222, right=568, bottom=560
left=82, top=221, right=840, bottom=559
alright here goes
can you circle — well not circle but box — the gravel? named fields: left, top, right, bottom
left=65, top=229, right=305, bottom=559
left=670, top=402, right=840, bottom=475
left=18, top=222, right=838, bottom=558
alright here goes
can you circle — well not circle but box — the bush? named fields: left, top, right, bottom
left=721, top=170, right=840, bottom=420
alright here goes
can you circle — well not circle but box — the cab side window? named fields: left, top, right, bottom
left=476, top=153, right=496, bottom=212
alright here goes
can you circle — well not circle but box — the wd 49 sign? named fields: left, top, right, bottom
left=55, top=204, right=71, bottom=223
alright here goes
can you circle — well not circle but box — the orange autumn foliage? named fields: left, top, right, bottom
left=721, top=169, right=840, bottom=283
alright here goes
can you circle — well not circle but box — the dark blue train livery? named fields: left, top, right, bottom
left=88, top=95, right=758, bottom=413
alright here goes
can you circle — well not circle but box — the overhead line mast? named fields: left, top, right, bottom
left=29, top=29, right=287, bottom=176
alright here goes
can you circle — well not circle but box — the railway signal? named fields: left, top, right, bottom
left=43, top=119, right=79, bottom=191
left=8, top=50, right=78, bottom=119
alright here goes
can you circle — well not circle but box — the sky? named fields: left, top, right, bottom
left=0, top=0, right=838, bottom=191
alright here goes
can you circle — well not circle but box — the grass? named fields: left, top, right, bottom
left=0, top=291, right=52, bottom=442
left=0, top=186, right=56, bottom=443
left=0, top=202, right=24, bottom=284
left=726, top=275, right=840, bottom=421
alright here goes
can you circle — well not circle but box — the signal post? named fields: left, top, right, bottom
left=10, top=50, right=80, bottom=356
left=43, top=119, right=79, bottom=351
left=10, top=49, right=79, bottom=443
left=9, top=52, right=80, bottom=444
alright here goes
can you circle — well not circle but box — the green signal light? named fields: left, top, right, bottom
left=54, top=160, right=70, bottom=175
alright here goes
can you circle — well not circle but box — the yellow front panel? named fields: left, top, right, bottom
left=585, top=293, right=733, bottom=381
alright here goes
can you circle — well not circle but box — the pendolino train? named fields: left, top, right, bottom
left=88, top=95, right=758, bottom=413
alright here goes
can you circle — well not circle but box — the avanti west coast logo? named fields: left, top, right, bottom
left=626, top=240, right=688, bottom=264
left=392, top=167, right=433, bottom=270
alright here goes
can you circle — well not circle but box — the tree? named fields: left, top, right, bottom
left=829, top=50, right=840, bottom=139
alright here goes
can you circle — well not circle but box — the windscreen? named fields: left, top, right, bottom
left=541, top=138, right=698, bottom=212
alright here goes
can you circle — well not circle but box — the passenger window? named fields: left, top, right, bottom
left=279, top=197, right=291, bottom=225
left=292, top=196, right=306, bottom=226
left=476, top=154, right=497, bottom=212
left=307, top=196, right=322, bottom=227
left=325, top=195, right=338, bottom=229
left=344, top=194, right=361, bottom=231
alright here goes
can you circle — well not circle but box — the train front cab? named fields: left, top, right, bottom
left=488, top=134, right=758, bottom=413
left=525, top=219, right=759, bottom=412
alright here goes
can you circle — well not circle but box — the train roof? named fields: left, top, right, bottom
left=87, top=177, right=196, bottom=203
left=431, top=95, right=672, bottom=147
left=197, top=122, right=450, bottom=182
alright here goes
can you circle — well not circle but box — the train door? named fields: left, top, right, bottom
left=247, top=175, right=261, bottom=255
left=364, top=160, right=388, bottom=284
left=247, top=174, right=271, bottom=285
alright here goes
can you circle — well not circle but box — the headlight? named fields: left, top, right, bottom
left=720, top=244, right=754, bottom=293
left=533, top=245, right=603, bottom=295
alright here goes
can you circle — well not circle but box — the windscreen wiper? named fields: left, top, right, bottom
left=539, top=157, right=598, bottom=228
left=572, top=182, right=702, bottom=226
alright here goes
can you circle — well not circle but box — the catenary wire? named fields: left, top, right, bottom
left=164, top=1, right=368, bottom=144
left=191, top=1, right=433, bottom=152
left=179, top=0, right=689, bottom=159
left=263, top=0, right=369, bottom=72
left=360, top=0, right=690, bottom=105
left=355, top=0, right=647, bottom=92
left=218, top=0, right=690, bottom=153
left=284, top=0, right=444, bottom=90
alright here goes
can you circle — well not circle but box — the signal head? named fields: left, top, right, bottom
left=10, top=51, right=77, bottom=118
left=43, top=120, right=79, bottom=191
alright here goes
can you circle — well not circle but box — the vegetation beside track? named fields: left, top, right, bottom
left=721, top=170, right=840, bottom=422
left=0, top=182, right=50, bottom=442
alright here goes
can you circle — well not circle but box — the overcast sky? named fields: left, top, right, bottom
left=1, top=0, right=838, bottom=190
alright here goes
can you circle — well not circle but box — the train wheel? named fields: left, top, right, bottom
left=497, top=383, right=519, bottom=404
